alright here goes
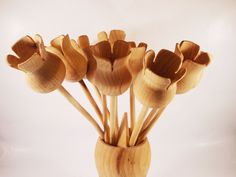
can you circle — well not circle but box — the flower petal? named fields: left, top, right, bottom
left=152, top=49, right=182, bottom=78
left=70, top=39, right=86, bottom=58
left=144, top=50, right=155, bottom=70
left=176, top=60, right=206, bottom=94
left=128, top=41, right=136, bottom=48
left=51, top=35, right=64, bottom=52
left=169, top=68, right=186, bottom=86
left=138, top=42, right=147, bottom=49
left=92, top=41, right=112, bottom=61
left=174, top=43, right=184, bottom=61
left=128, top=47, right=146, bottom=76
left=180, top=40, right=200, bottom=60
left=98, top=31, right=108, bottom=42
left=34, top=34, right=47, bottom=59
left=46, top=46, right=65, bottom=61
left=18, top=53, right=45, bottom=73
left=112, top=40, right=130, bottom=60
left=12, top=35, right=37, bottom=61
left=6, top=54, right=22, bottom=69
left=93, top=55, right=132, bottom=96
left=109, top=30, right=126, bottom=45
left=78, top=35, right=90, bottom=50
left=195, top=52, right=211, bottom=66
left=78, top=35, right=97, bottom=81
left=61, top=35, right=88, bottom=81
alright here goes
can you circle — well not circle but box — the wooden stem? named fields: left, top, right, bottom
left=130, top=84, right=135, bottom=133
left=78, top=80, right=103, bottom=124
left=102, top=94, right=109, bottom=143
left=117, top=112, right=129, bottom=148
left=141, top=108, right=158, bottom=131
left=137, top=107, right=166, bottom=144
left=110, top=96, right=118, bottom=145
left=129, top=106, right=149, bottom=146
left=93, top=85, right=110, bottom=119
left=93, top=85, right=102, bottom=102
left=58, top=85, right=103, bottom=137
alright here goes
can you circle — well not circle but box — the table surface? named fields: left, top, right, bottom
left=0, top=0, right=236, bottom=176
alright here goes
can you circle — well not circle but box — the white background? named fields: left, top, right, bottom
left=0, top=0, right=236, bottom=176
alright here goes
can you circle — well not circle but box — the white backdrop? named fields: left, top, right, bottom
left=0, top=0, right=236, bottom=176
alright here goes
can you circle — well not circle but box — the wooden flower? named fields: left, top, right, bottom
left=6, top=35, right=66, bottom=93
left=83, top=30, right=146, bottom=96
left=128, top=41, right=147, bottom=77
left=48, top=34, right=88, bottom=82
left=133, top=50, right=186, bottom=108
left=98, top=30, right=147, bottom=76
left=90, top=39, right=132, bottom=96
left=175, top=40, right=211, bottom=94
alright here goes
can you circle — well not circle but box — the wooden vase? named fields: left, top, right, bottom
left=95, top=138, right=151, bottom=177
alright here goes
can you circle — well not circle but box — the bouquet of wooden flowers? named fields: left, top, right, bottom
left=6, top=29, right=211, bottom=177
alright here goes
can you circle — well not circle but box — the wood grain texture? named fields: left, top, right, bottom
left=110, top=96, right=118, bottom=145
left=129, top=106, right=149, bottom=146
left=137, top=107, right=166, bottom=144
left=58, top=86, right=103, bottom=137
left=95, top=138, right=151, bottom=177
left=78, top=80, right=103, bottom=124
left=175, top=40, right=211, bottom=94
left=130, top=85, right=135, bottom=133
left=117, top=112, right=129, bottom=148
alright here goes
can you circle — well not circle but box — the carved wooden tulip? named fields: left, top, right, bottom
left=175, top=41, right=211, bottom=94
left=89, top=39, right=132, bottom=96
left=49, top=34, right=88, bottom=82
left=86, top=30, right=147, bottom=96
left=133, top=50, right=186, bottom=108
left=95, top=138, right=151, bottom=177
left=6, top=35, right=66, bottom=93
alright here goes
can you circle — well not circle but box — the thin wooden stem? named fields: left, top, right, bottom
left=102, top=94, right=109, bottom=143
left=129, top=106, right=149, bottom=146
left=130, top=84, right=135, bottom=133
left=110, top=96, right=118, bottom=145
left=58, top=85, right=103, bottom=137
left=117, top=112, right=129, bottom=148
left=93, top=85, right=110, bottom=119
left=141, top=108, right=158, bottom=131
left=93, top=85, right=102, bottom=102
left=137, top=107, right=166, bottom=144
left=78, top=80, right=103, bottom=124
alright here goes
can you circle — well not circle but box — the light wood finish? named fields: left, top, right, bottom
left=90, top=40, right=132, bottom=96
left=7, top=33, right=212, bottom=177
left=117, top=112, right=129, bottom=148
left=133, top=50, right=186, bottom=108
left=93, top=86, right=111, bottom=119
left=130, top=84, right=135, bottom=132
left=78, top=80, right=103, bottom=124
left=93, top=85, right=102, bottom=101
left=129, top=106, right=149, bottom=146
left=98, top=31, right=108, bottom=42
left=95, top=138, right=151, bottom=177
left=7, top=35, right=66, bottom=93
left=175, top=41, right=211, bottom=93
left=109, top=29, right=126, bottom=45
left=141, top=108, right=158, bottom=131
left=102, top=94, right=109, bottom=143
left=137, top=107, right=166, bottom=144
left=110, top=96, right=118, bottom=145
left=49, top=34, right=88, bottom=82
left=58, top=85, right=103, bottom=138
left=128, top=46, right=146, bottom=77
